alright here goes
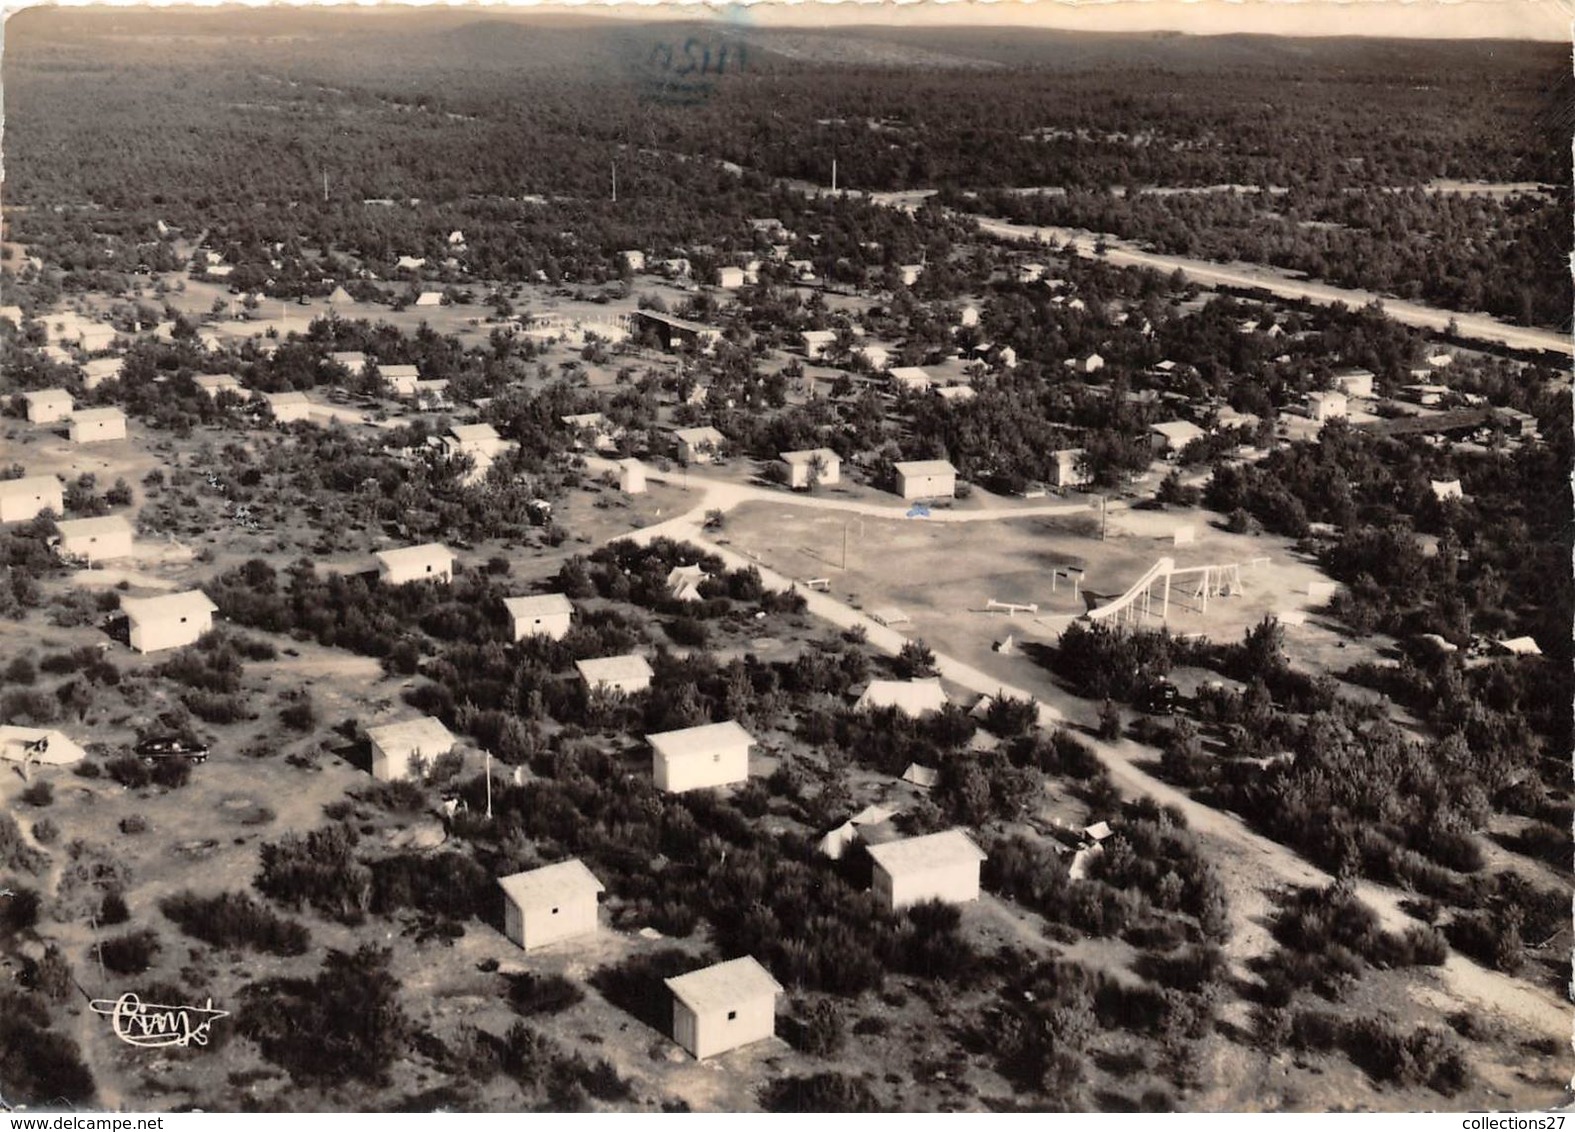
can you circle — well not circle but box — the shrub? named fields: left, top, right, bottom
left=31, top=818, right=60, bottom=845
left=280, top=698, right=317, bottom=733
left=0, top=990, right=96, bottom=1104
left=161, top=890, right=311, bottom=956
left=762, top=1072, right=883, bottom=1112
left=4, top=657, right=37, bottom=685
left=791, top=999, right=847, bottom=1057
left=98, top=929, right=161, bottom=974
left=100, top=891, right=130, bottom=926
left=119, top=814, right=149, bottom=835
left=19, top=781, right=53, bottom=808
left=505, top=972, right=586, bottom=1017
left=0, top=812, right=49, bottom=875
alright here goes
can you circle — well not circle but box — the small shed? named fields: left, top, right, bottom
left=779, top=448, right=841, bottom=489
left=0, top=474, right=64, bottom=524
left=1150, top=420, right=1206, bottom=455
left=866, top=828, right=987, bottom=912
left=1049, top=448, right=1086, bottom=489
left=194, top=373, right=246, bottom=401
left=1333, top=368, right=1375, bottom=399
left=55, top=514, right=134, bottom=563
left=1430, top=480, right=1463, bottom=502
left=504, top=593, right=574, bottom=642
left=674, top=426, right=726, bottom=465
left=67, top=406, right=126, bottom=443
left=715, top=265, right=747, bottom=289
left=893, top=459, right=957, bottom=500
left=618, top=459, right=648, bottom=495
left=800, top=330, right=837, bottom=360
left=330, top=351, right=369, bottom=376
left=1307, top=391, right=1348, bottom=423
left=414, top=291, right=444, bottom=307
left=664, top=956, right=783, bottom=1060
left=381, top=364, right=421, bottom=398
left=648, top=719, right=753, bottom=794
left=81, top=358, right=124, bottom=390
left=889, top=366, right=934, bottom=393
left=23, top=388, right=73, bottom=424
left=376, top=543, right=455, bottom=586
left=498, top=859, right=604, bottom=951
left=576, top=654, right=654, bottom=695
left=263, top=391, right=313, bottom=423
left=121, top=589, right=217, bottom=654
left=366, top=716, right=456, bottom=781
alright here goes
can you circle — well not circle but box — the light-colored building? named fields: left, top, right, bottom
left=1307, top=390, right=1348, bottom=423
left=81, top=357, right=124, bottom=390
left=667, top=563, right=709, bottom=602
left=376, top=543, right=455, bottom=586
left=893, top=459, right=957, bottom=500
left=674, top=426, right=726, bottom=465
left=715, top=265, right=747, bottom=289
left=855, top=343, right=891, bottom=371
left=55, top=514, right=134, bottom=563
left=889, top=366, right=934, bottom=393
left=263, top=391, right=313, bottom=423
left=330, top=351, right=369, bottom=376
left=504, top=593, right=574, bottom=642
left=856, top=678, right=948, bottom=717
left=1150, top=420, right=1206, bottom=455
left=866, top=828, right=987, bottom=912
left=23, top=388, right=74, bottom=424
left=380, top=364, right=421, bottom=398
left=779, top=448, right=841, bottom=489
left=447, top=423, right=512, bottom=461
left=498, top=859, right=604, bottom=952
left=414, top=291, right=444, bottom=308
left=0, top=475, right=64, bottom=524
left=619, top=459, right=648, bottom=495
left=194, top=373, right=246, bottom=401
left=1049, top=448, right=1087, bottom=489
left=1332, top=367, right=1375, bottom=399
left=1431, top=479, right=1464, bottom=502
left=648, top=719, right=753, bottom=793
left=664, top=956, right=783, bottom=1061
left=898, top=264, right=924, bottom=287
left=576, top=654, right=654, bottom=696
left=619, top=250, right=647, bottom=272
left=122, top=589, right=217, bottom=654
left=366, top=716, right=456, bottom=782
left=68, top=407, right=127, bottom=444
left=801, top=329, right=837, bottom=361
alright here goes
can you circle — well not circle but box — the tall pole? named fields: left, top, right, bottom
left=611, top=162, right=617, bottom=204
left=1101, top=494, right=1108, bottom=541
left=485, top=750, right=493, bottom=819
left=842, top=521, right=848, bottom=570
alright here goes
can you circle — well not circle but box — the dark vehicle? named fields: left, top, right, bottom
left=135, top=737, right=210, bottom=764
left=1139, top=679, right=1180, bottom=716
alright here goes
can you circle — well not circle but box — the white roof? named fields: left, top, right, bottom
left=902, top=763, right=939, bottom=788
left=801, top=329, right=837, bottom=344
left=647, top=719, right=754, bottom=761
left=376, top=543, right=455, bottom=571
left=576, top=654, right=654, bottom=685
left=850, top=804, right=897, bottom=826
left=367, top=716, right=456, bottom=754
left=504, top=593, right=574, bottom=620
left=120, top=589, right=217, bottom=625
left=858, top=678, right=948, bottom=716
left=665, top=956, right=783, bottom=1013
left=1151, top=420, right=1206, bottom=444
left=330, top=351, right=367, bottom=367
left=24, top=387, right=72, bottom=405
left=0, top=474, right=63, bottom=499
left=498, top=858, right=604, bottom=910
left=1496, top=637, right=1542, bottom=656
left=56, top=514, right=133, bottom=539
left=450, top=423, right=501, bottom=443
left=889, top=366, right=933, bottom=389
left=780, top=447, right=839, bottom=466
left=264, top=390, right=310, bottom=406
left=866, top=828, right=986, bottom=876
left=1308, top=390, right=1346, bottom=403
left=381, top=363, right=420, bottom=378
left=0, top=726, right=86, bottom=766
left=70, top=407, right=124, bottom=424
left=674, top=426, right=725, bottom=445
left=894, top=459, right=956, bottom=478
left=195, top=373, right=242, bottom=388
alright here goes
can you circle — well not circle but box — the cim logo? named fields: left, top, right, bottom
left=89, top=994, right=230, bottom=1049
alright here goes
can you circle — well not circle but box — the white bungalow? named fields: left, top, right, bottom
left=121, top=590, right=217, bottom=654
left=779, top=448, right=841, bottom=489
left=893, top=459, right=957, bottom=500
left=194, top=373, right=246, bottom=401
left=366, top=716, right=456, bottom=781
left=801, top=330, right=838, bottom=361
left=576, top=654, right=654, bottom=696
left=69, top=407, right=127, bottom=444
left=376, top=543, right=455, bottom=586
left=504, top=593, right=574, bottom=642
left=330, top=351, right=369, bottom=376
left=618, top=459, right=648, bottom=495
left=856, top=678, right=948, bottom=717
left=55, top=514, right=134, bottom=564
left=498, top=859, right=604, bottom=952
left=648, top=720, right=753, bottom=794
left=23, top=388, right=74, bottom=424
left=1307, top=390, right=1348, bottom=423
left=674, top=426, right=726, bottom=465
left=380, top=364, right=421, bottom=398
left=715, top=265, right=747, bottom=289
left=81, top=357, right=124, bottom=390
left=665, top=957, right=783, bottom=1060
left=263, top=391, right=313, bottom=423
left=1332, top=367, right=1375, bottom=399
left=1150, top=420, right=1206, bottom=455
left=889, top=366, right=934, bottom=393
left=1050, top=448, right=1087, bottom=489
left=1430, top=480, right=1464, bottom=502
left=866, top=828, right=987, bottom=912
left=0, top=475, right=64, bottom=523
left=619, top=250, right=647, bottom=272
left=414, top=292, right=444, bottom=308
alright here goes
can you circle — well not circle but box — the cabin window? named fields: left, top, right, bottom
left=727, top=1010, right=737, bottom=1021
left=713, top=754, right=721, bottom=763
left=179, top=616, right=188, bottom=623
left=551, top=907, right=559, bottom=915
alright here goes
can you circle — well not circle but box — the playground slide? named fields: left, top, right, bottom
left=1085, top=557, right=1175, bottom=622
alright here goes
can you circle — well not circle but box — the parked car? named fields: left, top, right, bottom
left=135, top=737, right=210, bottom=764
left=1138, top=679, right=1179, bottom=716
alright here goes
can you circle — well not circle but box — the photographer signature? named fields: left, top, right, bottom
left=89, top=993, right=230, bottom=1049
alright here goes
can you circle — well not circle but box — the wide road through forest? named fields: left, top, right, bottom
left=972, top=216, right=1573, bottom=357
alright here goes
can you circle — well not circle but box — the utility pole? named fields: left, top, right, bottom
left=1101, top=494, right=1109, bottom=542
left=322, top=170, right=329, bottom=203
left=485, top=749, right=493, bottom=819
left=611, top=162, right=617, bottom=204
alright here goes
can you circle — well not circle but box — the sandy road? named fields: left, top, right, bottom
left=607, top=477, right=1571, bottom=1042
